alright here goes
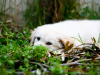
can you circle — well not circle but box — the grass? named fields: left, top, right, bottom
left=0, top=21, right=12, bottom=35
left=0, top=0, right=100, bottom=75
left=71, top=33, right=83, bottom=44
left=1, top=0, right=100, bottom=29
left=0, top=23, right=100, bottom=75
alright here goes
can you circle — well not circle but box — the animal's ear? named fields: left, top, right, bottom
left=59, top=36, right=74, bottom=49
left=30, top=29, right=36, bottom=46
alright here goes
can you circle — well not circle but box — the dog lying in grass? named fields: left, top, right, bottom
left=30, top=20, right=100, bottom=53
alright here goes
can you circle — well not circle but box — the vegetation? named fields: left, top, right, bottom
left=25, top=0, right=100, bottom=29
left=0, top=0, right=100, bottom=75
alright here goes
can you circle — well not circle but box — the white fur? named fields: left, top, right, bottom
left=30, top=20, right=100, bottom=51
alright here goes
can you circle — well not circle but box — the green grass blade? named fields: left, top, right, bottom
left=78, top=33, right=83, bottom=44
left=97, top=33, right=100, bottom=43
left=0, top=21, right=12, bottom=35
left=71, top=33, right=83, bottom=44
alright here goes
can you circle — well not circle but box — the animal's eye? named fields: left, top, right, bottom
left=46, top=42, right=52, bottom=45
left=37, top=37, right=40, bottom=41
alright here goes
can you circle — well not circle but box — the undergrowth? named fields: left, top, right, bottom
left=0, top=0, right=100, bottom=29
left=0, top=22, right=100, bottom=75
left=0, top=0, right=100, bottom=75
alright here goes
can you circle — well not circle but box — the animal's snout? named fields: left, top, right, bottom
left=34, top=41, right=46, bottom=46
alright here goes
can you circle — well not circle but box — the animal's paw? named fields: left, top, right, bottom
left=61, top=41, right=74, bottom=53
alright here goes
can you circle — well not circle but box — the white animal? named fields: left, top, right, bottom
left=30, top=20, right=100, bottom=52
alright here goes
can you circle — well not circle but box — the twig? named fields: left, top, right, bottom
left=75, top=43, right=93, bottom=48
left=41, top=64, right=49, bottom=68
left=29, top=62, right=48, bottom=71
left=60, top=58, right=100, bottom=66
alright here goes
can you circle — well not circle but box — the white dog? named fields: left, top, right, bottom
left=30, top=20, right=100, bottom=52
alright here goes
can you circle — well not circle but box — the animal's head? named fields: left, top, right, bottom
left=30, top=26, right=74, bottom=52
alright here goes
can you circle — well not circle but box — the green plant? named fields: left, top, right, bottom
left=0, top=0, right=100, bottom=74
left=30, top=44, right=49, bottom=62
left=97, top=33, right=100, bottom=43
left=71, top=33, right=83, bottom=44
left=25, top=0, right=79, bottom=29
left=50, top=62, right=64, bottom=75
